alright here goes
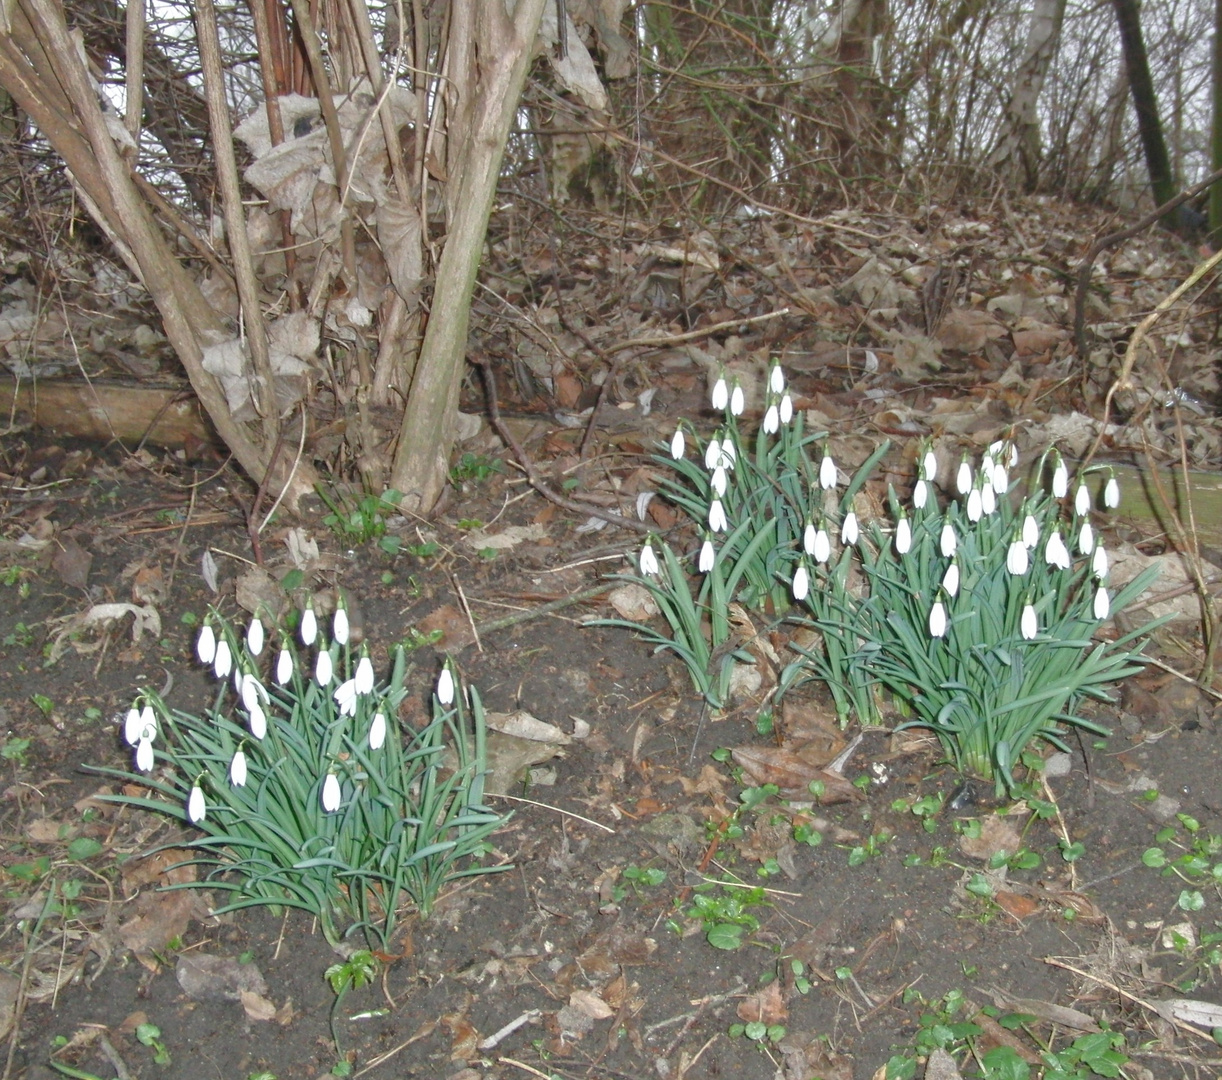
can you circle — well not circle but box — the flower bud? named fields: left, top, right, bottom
left=1093, top=586, right=1110, bottom=620
left=929, top=601, right=947, bottom=638
left=187, top=784, right=206, bottom=823
left=698, top=538, right=715, bottom=573
left=196, top=624, right=217, bottom=665
left=246, top=618, right=264, bottom=657
left=670, top=428, right=685, bottom=460
left=438, top=666, right=455, bottom=706
left=895, top=515, right=912, bottom=554
left=1104, top=474, right=1120, bottom=509
left=230, top=750, right=248, bottom=787
left=301, top=606, right=318, bottom=646
left=729, top=382, right=745, bottom=416
left=316, top=649, right=334, bottom=686
left=1021, top=604, right=1038, bottom=641
left=276, top=647, right=293, bottom=685
left=321, top=772, right=341, bottom=812
left=711, top=374, right=729, bottom=411
left=213, top=639, right=232, bottom=679
left=792, top=563, right=809, bottom=601
left=369, top=712, right=387, bottom=751
left=940, top=520, right=956, bottom=558
left=333, top=606, right=349, bottom=646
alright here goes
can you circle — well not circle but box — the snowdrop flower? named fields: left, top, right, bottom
left=233, top=665, right=244, bottom=695
left=276, top=647, right=293, bottom=686
left=729, top=381, right=745, bottom=417
left=813, top=526, right=831, bottom=564
left=1078, top=521, right=1094, bottom=555
left=135, top=735, right=155, bottom=773
left=1021, top=603, right=1038, bottom=640
left=792, top=563, right=810, bottom=601
left=333, top=606, right=349, bottom=646
left=991, top=463, right=1009, bottom=495
left=355, top=655, right=374, bottom=695
left=248, top=701, right=267, bottom=740
left=719, top=439, right=737, bottom=469
left=369, top=711, right=387, bottom=751
left=921, top=446, right=938, bottom=484
left=230, top=750, right=248, bottom=787
left=1045, top=530, right=1071, bottom=570
left=141, top=705, right=158, bottom=737
left=981, top=482, right=997, bottom=516
left=913, top=479, right=929, bottom=510
left=698, top=537, right=715, bottom=573
left=929, top=599, right=947, bottom=639
left=895, top=514, right=912, bottom=554
left=1006, top=537, right=1029, bottom=576
left=942, top=559, right=960, bottom=598
left=1051, top=455, right=1069, bottom=499
left=1093, top=585, right=1110, bottom=620
left=1104, top=473, right=1120, bottom=509
left=762, top=403, right=779, bottom=434
left=989, top=439, right=1018, bottom=469
left=841, top=512, right=859, bottom=546
left=301, top=606, right=318, bottom=646
left=1074, top=483, right=1091, bottom=517
left=1092, top=544, right=1109, bottom=580
left=246, top=618, right=264, bottom=657
left=711, top=373, right=729, bottom=411
left=437, top=666, right=455, bottom=706
left=710, top=465, right=728, bottom=497
left=966, top=487, right=983, bottom=522
left=779, top=393, right=793, bottom=425
left=196, top=624, right=217, bottom=665
left=213, top=639, right=232, bottom=680
left=316, top=649, right=334, bottom=686
left=980, top=455, right=995, bottom=487
left=123, top=706, right=145, bottom=747
left=670, top=428, right=686, bottom=460
left=709, top=499, right=728, bottom=533
left=704, top=437, right=721, bottom=470
left=639, top=541, right=659, bottom=576
left=939, top=519, right=956, bottom=558
left=1022, top=513, right=1039, bottom=549
left=334, top=678, right=359, bottom=717
left=769, top=362, right=785, bottom=395
left=956, top=457, right=972, bottom=495
left=803, top=520, right=817, bottom=557
left=321, top=772, right=341, bottom=813
left=187, top=784, right=206, bottom=824
left=240, top=673, right=264, bottom=713
left=819, top=454, right=837, bottom=490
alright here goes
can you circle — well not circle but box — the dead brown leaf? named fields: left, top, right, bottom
left=736, top=980, right=787, bottom=1025
left=569, top=989, right=614, bottom=1020
left=730, top=745, right=860, bottom=801
left=957, top=815, right=1022, bottom=862
left=240, top=989, right=278, bottom=1021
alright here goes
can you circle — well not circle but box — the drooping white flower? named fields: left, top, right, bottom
left=819, top=454, right=837, bottom=490
left=940, top=520, right=956, bottom=558
left=779, top=394, right=793, bottom=425
left=248, top=700, right=267, bottom=739
left=301, top=606, right=318, bottom=646
left=140, top=705, right=159, bottom=742
left=711, top=374, right=729, bottom=411
left=437, top=666, right=455, bottom=706
left=698, top=538, right=715, bottom=572
left=792, top=563, right=809, bottom=601
left=942, top=560, right=960, bottom=598
left=921, top=447, right=938, bottom=484
left=966, top=488, right=983, bottom=522
left=639, top=541, right=660, bottom=576
left=334, top=678, right=359, bottom=717
left=895, top=515, right=912, bottom=554
left=913, top=479, right=929, bottom=510
left=369, top=711, right=387, bottom=751
left=841, top=512, right=859, bottom=546
left=1093, top=585, right=1110, bottom=620
left=230, top=750, right=248, bottom=787
left=1021, top=603, right=1038, bottom=640
left=1092, top=544, right=1109, bottom=580
left=709, top=499, right=728, bottom=533
left=187, top=784, right=206, bottom=823
left=124, top=707, right=143, bottom=747
left=990, top=440, right=1018, bottom=469
left=246, top=618, right=264, bottom=657
left=769, top=362, right=785, bottom=395
left=240, top=673, right=263, bottom=713
left=1104, top=474, right=1120, bottom=509
left=719, top=439, right=737, bottom=469
left=762, top=403, right=779, bottom=434
left=354, top=655, right=374, bottom=695
left=670, top=428, right=686, bottom=460
left=704, top=437, right=721, bottom=470
left=710, top=465, right=728, bottom=497
left=316, top=649, right=334, bottom=686
left=1041, top=533, right=1070, bottom=573
left=135, top=735, right=155, bottom=773
left=729, top=381, right=745, bottom=417
left=956, top=458, right=972, bottom=495
left=929, top=600, right=947, bottom=639
left=1078, top=521, right=1094, bottom=555
left=276, top=647, right=293, bottom=686
left=1006, top=538, right=1029, bottom=576
left=1051, top=456, right=1069, bottom=498
left=213, top=639, right=232, bottom=680
left=813, top=527, right=831, bottom=564
left=992, top=464, right=1009, bottom=495
left=321, top=772, right=341, bottom=813
left=1022, top=513, right=1039, bottom=549
left=803, top=521, right=817, bottom=556
left=334, top=606, right=350, bottom=646
left=1074, top=483, right=1091, bottom=517
left=233, top=665, right=244, bottom=695
left=196, top=624, right=217, bottom=665
left=980, top=455, right=995, bottom=487
left=981, top=483, right=997, bottom=516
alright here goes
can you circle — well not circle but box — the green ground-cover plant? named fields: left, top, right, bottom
left=315, top=484, right=404, bottom=547
left=91, top=607, right=509, bottom=948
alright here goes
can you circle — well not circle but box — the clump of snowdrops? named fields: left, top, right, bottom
left=603, top=361, right=1166, bottom=794
left=94, top=606, right=508, bottom=947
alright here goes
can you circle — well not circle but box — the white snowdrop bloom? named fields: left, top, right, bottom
left=980, top=455, right=995, bottom=487
left=670, top=428, right=685, bottom=460
left=246, top=618, right=264, bottom=657
left=196, top=624, right=217, bottom=665
left=123, top=707, right=143, bottom=747
left=1022, top=513, right=1039, bottom=549
left=639, top=541, right=659, bottom=576
left=276, top=647, right=293, bottom=686
left=333, top=606, right=350, bottom=646
left=369, top=711, right=387, bottom=751
left=139, top=704, right=156, bottom=741
left=698, top=538, right=715, bottom=573
left=213, top=639, right=232, bottom=680
left=1092, top=544, right=1109, bottom=580
left=334, top=679, right=359, bottom=717
left=956, top=459, right=972, bottom=495
left=992, top=464, right=1009, bottom=495
left=321, top=773, right=341, bottom=813
left=1045, top=530, right=1071, bottom=570
left=711, top=374, right=729, bottom=411
left=929, top=601, right=947, bottom=639
left=1051, top=457, right=1069, bottom=499
left=940, top=520, right=956, bottom=558
left=966, top=488, right=983, bottom=522
left=981, top=483, right=997, bottom=516
left=710, top=465, right=728, bottom=497
left=233, top=665, right=244, bottom=695
left=921, top=448, right=938, bottom=484
left=895, top=516, right=912, bottom=554
left=913, top=479, right=929, bottom=510
left=729, top=382, right=745, bottom=417
left=316, top=649, right=334, bottom=686
left=769, top=363, right=785, bottom=394
left=1093, top=586, right=1110, bottom=620
left=135, top=735, right=155, bottom=773
left=248, top=701, right=267, bottom=740
left=942, top=560, right=960, bottom=598
left=241, top=673, right=263, bottom=713
left=300, top=607, right=318, bottom=646
left=990, top=440, right=1018, bottom=469
left=779, top=394, right=793, bottom=425
left=819, top=454, right=837, bottom=490
left=1006, top=538, right=1029, bottom=576
left=187, top=784, right=206, bottom=824
left=720, top=439, right=737, bottom=469
left=437, top=667, right=455, bottom=706
left=1021, top=603, right=1038, bottom=640
left=230, top=750, right=248, bottom=787
left=1078, top=521, right=1094, bottom=555
left=704, top=437, right=721, bottom=470
left=355, top=656, right=374, bottom=695
left=1074, top=483, right=1091, bottom=517
left=763, top=403, right=779, bottom=434
left=841, top=512, right=859, bottom=546
left=1104, top=475, right=1120, bottom=509
left=813, top=528, right=831, bottom=564
left=792, top=563, right=810, bottom=601
left=803, top=521, right=817, bottom=556
left=708, top=499, right=728, bottom=533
